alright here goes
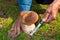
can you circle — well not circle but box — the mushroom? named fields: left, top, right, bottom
left=22, top=11, right=38, bottom=25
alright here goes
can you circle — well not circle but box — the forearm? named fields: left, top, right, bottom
left=52, top=0, right=60, bottom=6
left=17, top=0, right=32, bottom=11
left=48, top=0, right=60, bottom=10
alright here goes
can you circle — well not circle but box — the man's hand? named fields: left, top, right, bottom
left=42, top=1, right=60, bottom=22
left=8, top=11, right=31, bottom=39
left=8, top=15, right=21, bottom=39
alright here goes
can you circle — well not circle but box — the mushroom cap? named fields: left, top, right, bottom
left=22, top=11, right=38, bottom=25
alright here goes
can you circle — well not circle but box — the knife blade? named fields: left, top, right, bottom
left=29, top=21, right=43, bottom=36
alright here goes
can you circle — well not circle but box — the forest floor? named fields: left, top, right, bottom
left=0, top=0, right=60, bottom=40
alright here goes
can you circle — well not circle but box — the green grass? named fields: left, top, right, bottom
left=0, top=0, right=60, bottom=40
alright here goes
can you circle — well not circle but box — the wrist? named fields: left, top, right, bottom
left=19, top=11, right=30, bottom=17
left=53, top=0, right=60, bottom=6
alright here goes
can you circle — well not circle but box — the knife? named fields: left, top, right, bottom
left=29, top=20, right=43, bottom=36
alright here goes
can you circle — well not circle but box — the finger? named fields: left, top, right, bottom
left=16, top=23, right=20, bottom=36
left=14, top=18, right=21, bottom=36
left=10, top=24, right=15, bottom=31
left=21, top=23, right=26, bottom=32
left=42, top=5, right=52, bottom=22
left=46, top=13, right=52, bottom=23
left=52, top=7, right=58, bottom=20
left=42, top=12, right=50, bottom=22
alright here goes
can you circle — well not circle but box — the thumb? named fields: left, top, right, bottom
left=42, top=12, right=50, bottom=22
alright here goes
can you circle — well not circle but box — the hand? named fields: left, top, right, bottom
left=8, top=11, right=32, bottom=39
left=8, top=15, right=21, bottom=39
left=42, top=2, right=59, bottom=23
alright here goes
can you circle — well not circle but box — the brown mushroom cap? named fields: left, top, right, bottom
left=22, top=11, right=38, bottom=25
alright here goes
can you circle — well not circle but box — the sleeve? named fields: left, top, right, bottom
left=17, top=0, right=32, bottom=11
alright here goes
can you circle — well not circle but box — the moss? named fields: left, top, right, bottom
left=0, top=0, right=60, bottom=40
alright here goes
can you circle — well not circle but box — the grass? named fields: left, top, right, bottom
left=0, top=0, right=60, bottom=40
